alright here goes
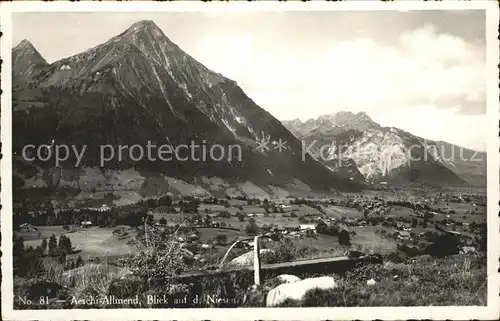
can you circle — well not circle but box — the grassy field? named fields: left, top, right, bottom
left=324, top=205, right=364, bottom=219
left=350, top=226, right=399, bottom=254
left=196, top=227, right=246, bottom=244
left=23, top=226, right=138, bottom=259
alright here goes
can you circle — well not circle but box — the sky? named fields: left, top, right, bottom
left=13, top=11, right=487, bottom=150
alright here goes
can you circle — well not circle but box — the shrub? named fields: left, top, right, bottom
left=245, top=218, right=259, bottom=236
left=338, top=230, right=351, bottom=246
left=121, top=224, right=186, bottom=279
left=108, top=275, right=144, bottom=299
left=215, top=233, right=228, bottom=245
left=218, top=211, right=231, bottom=218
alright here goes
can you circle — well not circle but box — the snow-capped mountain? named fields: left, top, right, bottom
left=12, top=20, right=364, bottom=196
left=283, top=112, right=469, bottom=186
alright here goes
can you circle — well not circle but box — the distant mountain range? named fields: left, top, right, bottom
left=282, top=112, right=486, bottom=187
left=12, top=20, right=365, bottom=203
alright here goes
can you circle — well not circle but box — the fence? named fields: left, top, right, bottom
left=174, top=235, right=382, bottom=285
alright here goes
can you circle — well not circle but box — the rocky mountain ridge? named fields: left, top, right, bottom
left=283, top=112, right=479, bottom=186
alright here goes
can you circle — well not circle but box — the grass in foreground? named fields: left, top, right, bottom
left=272, top=255, right=487, bottom=307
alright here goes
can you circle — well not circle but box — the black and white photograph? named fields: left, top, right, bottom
left=1, top=1, right=499, bottom=320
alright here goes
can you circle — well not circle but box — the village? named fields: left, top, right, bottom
left=14, top=188, right=487, bottom=273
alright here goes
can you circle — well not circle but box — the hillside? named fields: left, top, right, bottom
left=435, top=141, right=486, bottom=186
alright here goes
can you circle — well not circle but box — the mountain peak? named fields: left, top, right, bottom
left=119, top=20, right=169, bottom=43
left=328, top=111, right=379, bottom=130
left=14, top=39, right=35, bottom=50
left=108, top=19, right=180, bottom=62
left=125, top=20, right=162, bottom=34
left=13, top=39, right=46, bottom=59
left=12, top=39, right=48, bottom=79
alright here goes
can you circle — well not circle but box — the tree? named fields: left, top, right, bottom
left=425, top=233, right=461, bottom=257
left=40, top=238, right=48, bottom=256
left=158, top=195, right=173, bottom=207
left=237, top=212, right=246, bottom=222
left=204, top=215, right=212, bottom=226
left=215, top=233, right=228, bottom=245
left=338, top=229, right=351, bottom=246
left=218, top=211, right=231, bottom=218
left=48, top=234, right=58, bottom=257
left=263, top=198, right=269, bottom=213
left=181, top=199, right=199, bottom=214
left=159, top=218, right=167, bottom=225
left=75, top=255, right=84, bottom=268
left=316, top=220, right=328, bottom=234
left=58, top=251, right=67, bottom=264
left=13, top=235, right=25, bottom=257
left=363, top=208, right=370, bottom=219
left=245, top=218, right=259, bottom=236
left=146, top=198, right=157, bottom=209
left=58, top=235, right=73, bottom=254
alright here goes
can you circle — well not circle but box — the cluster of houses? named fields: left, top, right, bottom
left=88, top=204, right=112, bottom=212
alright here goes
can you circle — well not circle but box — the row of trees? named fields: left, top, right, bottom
left=13, top=234, right=82, bottom=278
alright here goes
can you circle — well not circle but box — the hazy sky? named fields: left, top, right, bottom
left=13, top=11, right=486, bottom=150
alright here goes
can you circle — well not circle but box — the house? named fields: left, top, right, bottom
left=461, top=246, right=477, bottom=255
left=394, top=230, right=411, bottom=240
left=444, top=230, right=462, bottom=237
left=18, top=223, right=38, bottom=233
left=99, top=204, right=111, bottom=212
left=279, top=204, right=292, bottom=212
left=188, top=233, right=199, bottom=241
left=81, top=221, right=93, bottom=228
left=299, top=224, right=316, bottom=232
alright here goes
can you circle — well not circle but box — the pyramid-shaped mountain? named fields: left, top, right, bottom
left=12, top=20, right=364, bottom=194
left=12, top=39, right=48, bottom=81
